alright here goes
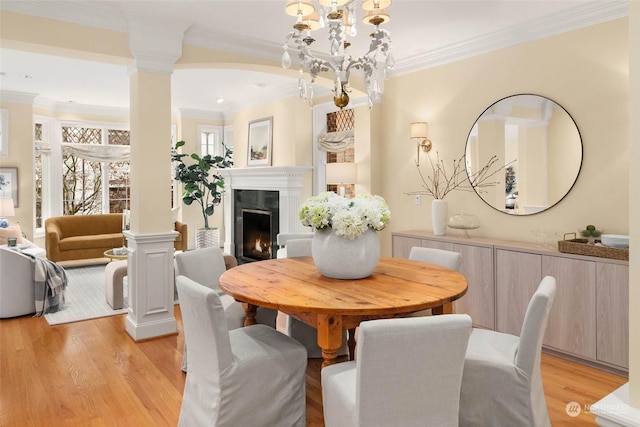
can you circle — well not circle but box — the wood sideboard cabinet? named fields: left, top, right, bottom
left=392, top=230, right=629, bottom=371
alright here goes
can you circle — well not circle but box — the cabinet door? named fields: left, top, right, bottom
left=496, top=250, right=542, bottom=335
left=453, top=243, right=494, bottom=329
left=596, top=262, right=629, bottom=368
left=542, top=256, right=596, bottom=359
left=392, top=236, right=422, bottom=259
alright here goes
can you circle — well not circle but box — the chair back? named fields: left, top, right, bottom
left=276, top=232, right=314, bottom=258
left=409, top=246, right=462, bottom=271
left=175, top=247, right=227, bottom=292
left=515, top=276, right=557, bottom=376
left=0, top=248, right=36, bottom=318
left=356, top=314, right=472, bottom=427
left=176, top=275, right=233, bottom=377
left=276, top=232, right=314, bottom=247
left=285, top=238, right=313, bottom=258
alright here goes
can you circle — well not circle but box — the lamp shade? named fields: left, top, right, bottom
left=362, top=8, right=390, bottom=25
left=410, top=122, right=428, bottom=139
left=285, top=0, right=316, bottom=17
left=326, top=162, right=357, bottom=184
left=0, top=198, right=15, bottom=217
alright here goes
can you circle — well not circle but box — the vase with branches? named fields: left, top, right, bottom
left=406, top=151, right=504, bottom=236
left=407, top=152, right=503, bottom=200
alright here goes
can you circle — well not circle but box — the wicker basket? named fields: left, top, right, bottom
left=558, top=233, right=628, bottom=261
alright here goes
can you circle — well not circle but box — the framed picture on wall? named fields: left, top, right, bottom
left=247, top=117, right=272, bottom=166
left=0, top=109, right=8, bottom=157
left=0, top=167, right=18, bottom=207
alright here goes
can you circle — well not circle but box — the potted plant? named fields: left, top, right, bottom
left=171, top=140, right=233, bottom=248
left=298, top=192, right=391, bottom=279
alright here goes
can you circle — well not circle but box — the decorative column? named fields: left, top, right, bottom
left=125, top=20, right=188, bottom=341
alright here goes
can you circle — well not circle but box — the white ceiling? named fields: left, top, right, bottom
left=0, top=0, right=627, bottom=115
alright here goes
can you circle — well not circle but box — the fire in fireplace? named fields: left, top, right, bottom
left=234, top=189, right=279, bottom=264
left=242, top=209, right=273, bottom=261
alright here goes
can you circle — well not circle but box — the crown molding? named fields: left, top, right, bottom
left=32, top=97, right=130, bottom=118
left=392, top=0, right=629, bottom=76
left=0, top=90, right=38, bottom=104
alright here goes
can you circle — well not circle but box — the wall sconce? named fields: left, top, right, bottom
left=326, top=162, right=357, bottom=197
left=410, top=122, right=431, bottom=166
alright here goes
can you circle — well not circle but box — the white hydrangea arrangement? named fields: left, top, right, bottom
left=298, top=192, right=391, bottom=240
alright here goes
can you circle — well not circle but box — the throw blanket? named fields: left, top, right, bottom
left=26, top=254, right=68, bottom=316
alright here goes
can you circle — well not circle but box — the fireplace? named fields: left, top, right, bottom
left=242, top=209, right=273, bottom=261
left=234, top=189, right=279, bottom=264
left=220, top=166, right=313, bottom=258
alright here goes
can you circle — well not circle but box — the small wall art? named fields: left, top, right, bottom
left=0, top=167, right=18, bottom=207
left=247, top=117, right=273, bottom=166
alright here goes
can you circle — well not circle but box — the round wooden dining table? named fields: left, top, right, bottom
left=219, top=256, right=468, bottom=367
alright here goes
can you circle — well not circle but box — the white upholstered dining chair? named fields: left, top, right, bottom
left=322, top=314, right=472, bottom=427
left=282, top=238, right=348, bottom=358
left=176, top=275, right=307, bottom=426
left=174, top=247, right=278, bottom=371
left=459, top=276, right=556, bottom=427
left=409, top=246, right=462, bottom=271
left=276, top=232, right=314, bottom=258
left=408, top=246, right=463, bottom=316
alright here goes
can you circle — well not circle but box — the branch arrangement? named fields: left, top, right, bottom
left=406, top=152, right=506, bottom=200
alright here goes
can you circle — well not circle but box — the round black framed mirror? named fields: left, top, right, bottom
left=465, top=94, right=582, bottom=215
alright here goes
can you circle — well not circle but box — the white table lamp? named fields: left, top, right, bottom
left=0, top=198, right=15, bottom=228
left=326, top=162, right=357, bottom=197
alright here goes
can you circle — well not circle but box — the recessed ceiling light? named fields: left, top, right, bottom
left=0, top=72, right=6, bottom=76
left=255, top=83, right=267, bottom=88
left=216, top=98, right=224, bottom=104
left=22, top=74, right=34, bottom=79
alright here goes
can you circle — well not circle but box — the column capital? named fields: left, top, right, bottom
left=127, top=19, right=191, bottom=75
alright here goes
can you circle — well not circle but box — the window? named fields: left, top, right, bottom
left=198, top=125, right=224, bottom=157
left=62, top=126, right=104, bottom=215
left=326, top=109, right=356, bottom=198
left=107, top=129, right=130, bottom=213
left=34, top=120, right=131, bottom=231
left=34, top=117, right=54, bottom=230
left=34, top=123, right=44, bottom=228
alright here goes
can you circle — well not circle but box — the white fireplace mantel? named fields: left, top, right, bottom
left=219, top=166, right=313, bottom=256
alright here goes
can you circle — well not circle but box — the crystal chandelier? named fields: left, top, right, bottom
left=282, top=0, right=394, bottom=109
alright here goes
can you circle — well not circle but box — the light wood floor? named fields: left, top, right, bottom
left=1, top=308, right=626, bottom=426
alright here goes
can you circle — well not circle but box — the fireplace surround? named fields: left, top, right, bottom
left=220, top=166, right=312, bottom=258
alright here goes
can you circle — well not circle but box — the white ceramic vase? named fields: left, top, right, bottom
left=432, top=199, right=448, bottom=236
left=311, top=228, right=380, bottom=279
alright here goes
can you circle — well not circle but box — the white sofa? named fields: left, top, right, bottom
left=0, top=247, right=36, bottom=318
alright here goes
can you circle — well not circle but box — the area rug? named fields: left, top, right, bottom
left=44, top=265, right=128, bottom=325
